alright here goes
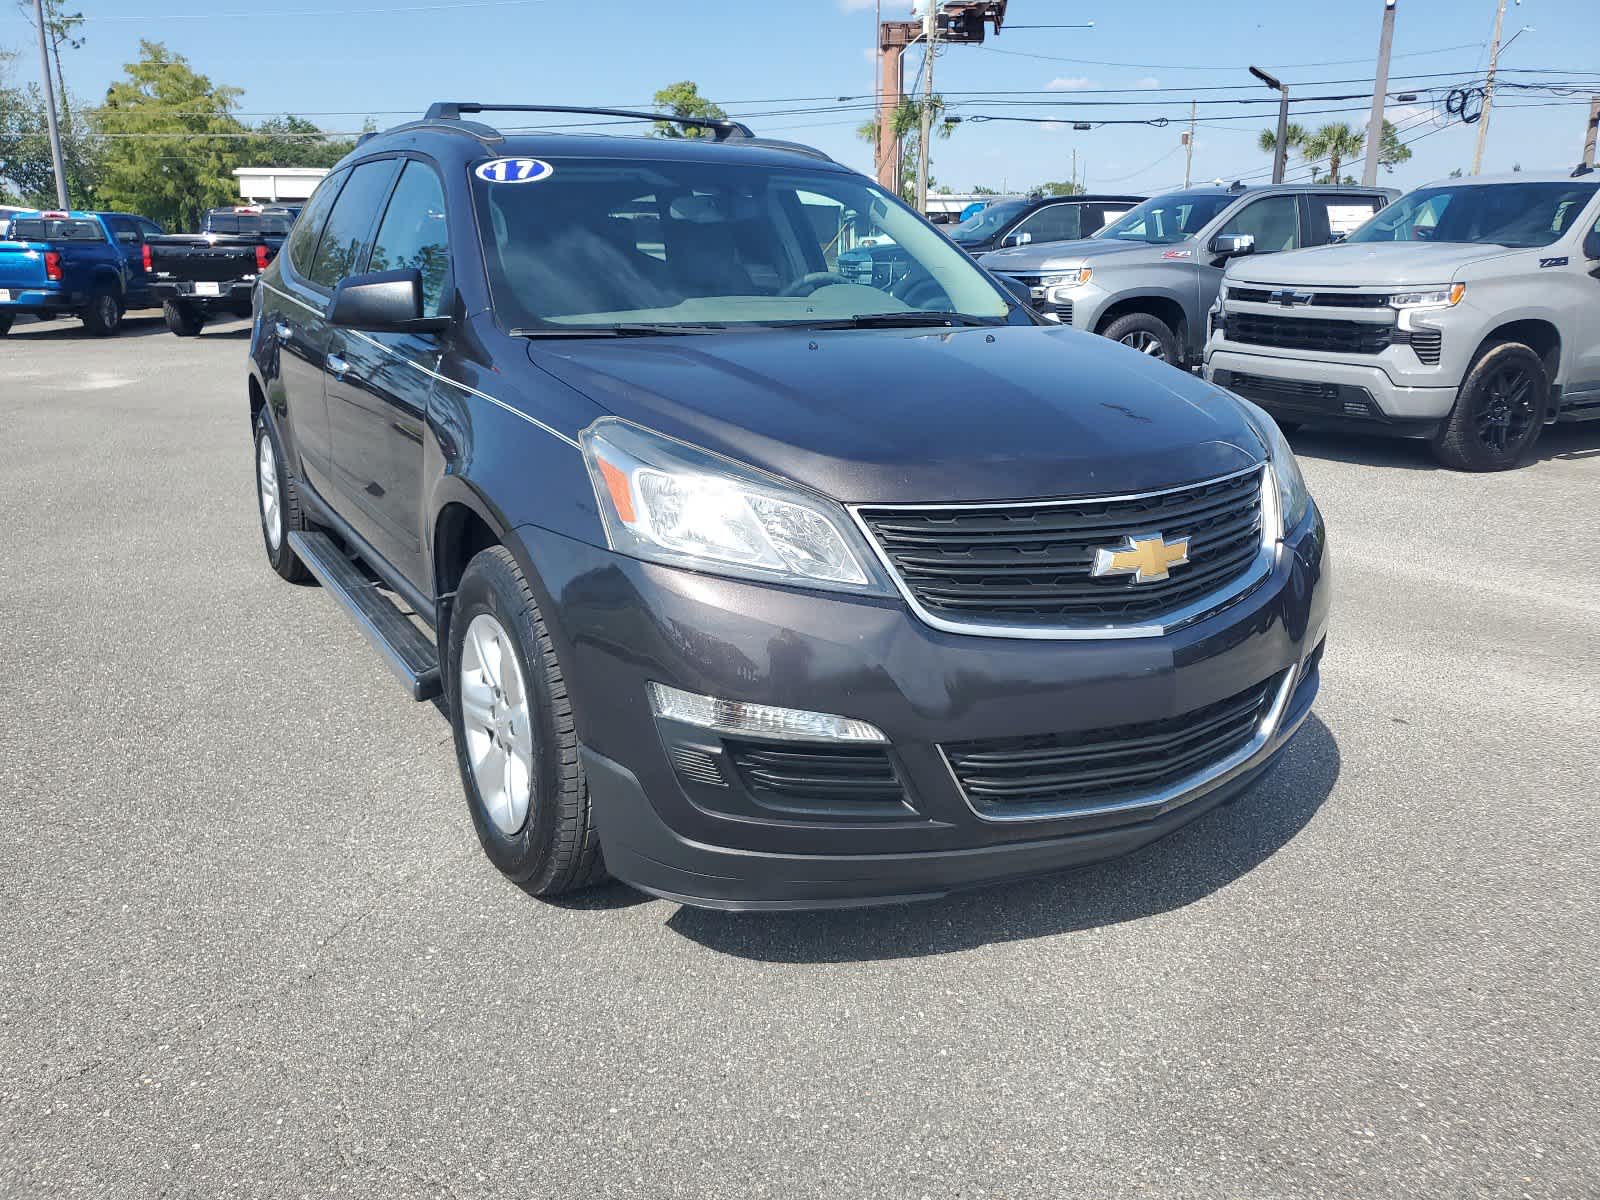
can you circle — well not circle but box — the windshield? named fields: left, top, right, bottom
left=1346, top=182, right=1600, bottom=248
left=472, top=158, right=1011, bottom=331
left=949, top=198, right=1029, bottom=242
left=1094, top=192, right=1234, bottom=244
left=6, top=217, right=102, bottom=242
left=205, top=211, right=295, bottom=236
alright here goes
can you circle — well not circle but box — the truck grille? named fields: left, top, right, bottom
left=856, top=467, right=1266, bottom=631
left=944, top=674, right=1281, bottom=818
left=726, top=742, right=910, bottom=815
left=1005, top=273, right=1072, bottom=323
left=1227, top=287, right=1389, bottom=309
left=1228, top=312, right=1392, bottom=354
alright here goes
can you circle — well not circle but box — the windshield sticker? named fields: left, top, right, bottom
left=475, top=158, right=554, bottom=185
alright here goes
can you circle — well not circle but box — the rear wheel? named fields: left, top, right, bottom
left=254, top=413, right=311, bottom=583
left=80, top=287, right=123, bottom=337
left=1433, top=341, right=1546, bottom=471
left=0, top=314, right=12, bottom=337
left=163, top=300, right=205, bottom=337
left=1102, top=312, right=1181, bottom=365
left=448, top=545, right=605, bottom=896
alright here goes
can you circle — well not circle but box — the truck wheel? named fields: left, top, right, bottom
left=81, top=288, right=123, bottom=337
left=0, top=314, right=12, bottom=337
left=447, top=545, right=606, bottom=897
left=163, top=301, right=205, bottom=337
left=1433, top=342, right=1547, bottom=471
left=254, top=413, right=311, bottom=583
left=1102, top=313, right=1181, bottom=365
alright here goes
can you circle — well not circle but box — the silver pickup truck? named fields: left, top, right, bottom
left=1205, top=172, right=1600, bottom=471
left=978, top=183, right=1395, bottom=367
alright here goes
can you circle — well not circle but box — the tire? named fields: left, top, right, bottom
left=163, top=300, right=205, bottom=337
left=448, top=545, right=605, bottom=896
left=0, top=314, right=12, bottom=337
left=1101, top=312, right=1182, bottom=365
left=80, top=287, right=123, bottom=337
left=253, top=413, right=312, bottom=583
left=1433, top=341, right=1547, bottom=472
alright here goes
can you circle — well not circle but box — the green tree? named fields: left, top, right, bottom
left=1039, top=180, right=1084, bottom=197
left=91, top=41, right=244, bottom=229
left=0, top=50, right=98, bottom=205
left=651, top=80, right=726, bottom=139
left=1302, top=122, right=1365, bottom=183
left=243, top=114, right=359, bottom=169
left=1377, top=118, right=1412, bottom=173
left=855, top=96, right=951, bottom=203
left=971, top=183, right=998, bottom=195
left=16, top=0, right=84, bottom=127
left=1256, top=122, right=1307, bottom=166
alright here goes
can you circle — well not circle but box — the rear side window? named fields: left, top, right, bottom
left=1012, top=203, right=1082, bottom=245
left=207, top=212, right=295, bottom=236
left=285, top=169, right=347, bottom=276
left=306, top=160, right=398, bottom=290
left=137, top=218, right=164, bottom=239
left=10, top=218, right=103, bottom=242
left=107, top=216, right=141, bottom=243
left=1310, top=195, right=1384, bottom=242
left=367, top=160, right=450, bottom=316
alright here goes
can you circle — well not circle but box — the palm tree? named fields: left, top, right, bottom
left=1302, top=122, right=1366, bottom=183
left=1257, top=122, right=1307, bottom=162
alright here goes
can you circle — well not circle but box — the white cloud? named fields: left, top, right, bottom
left=1135, top=76, right=1161, bottom=90
left=837, top=0, right=878, bottom=9
left=1041, top=121, right=1066, bottom=132
left=1046, top=76, right=1094, bottom=91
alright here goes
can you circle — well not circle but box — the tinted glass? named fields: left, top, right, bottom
left=107, top=216, right=141, bottom=243
left=1012, top=203, right=1082, bottom=244
left=285, top=169, right=347, bottom=276
left=9, top=218, right=103, bottom=242
left=307, top=161, right=396, bottom=288
left=368, top=161, right=450, bottom=317
left=472, top=158, right=1009, bottom=330
left=1096, top=192, right=1234, bottom=244
left=1347, top=182, right=1600, bottom=248
left=206, top=211, right=295, bottom=236
left=137, top=218, right=164, bottom=238
left=1311, top=195, right=1383, bottom=240
left=1215, top=195, right=1300, bottom=252
left=950, top=198, right=1028, bottom=242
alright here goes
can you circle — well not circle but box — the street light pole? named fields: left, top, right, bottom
left=1362, top=0, right=1398, bottom=186
left=32, top=0, right=69, bottom=209
left=1251, top=66, right=1290, bottom=184
left=914, top=1, right=937, bottom=214
left=1471, top=0, right=1509, bottom=175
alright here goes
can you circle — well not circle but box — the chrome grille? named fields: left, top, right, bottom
left=856, top=468, right=1267, bottom=632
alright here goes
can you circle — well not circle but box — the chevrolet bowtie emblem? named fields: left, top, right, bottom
left=1091, top=533, right=1191, bottom=583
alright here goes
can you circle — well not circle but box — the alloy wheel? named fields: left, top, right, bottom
left=1120, top=330, right=1167, bottom=359
left=1473, top=363, right=1536, bottom=454
left=459, top=613, right=535, bottom=836
left=257, top=434, right=282, bottom=550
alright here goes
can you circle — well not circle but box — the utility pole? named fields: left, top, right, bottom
left=1362, top=0, right=1397, bottom=186
left=1584, top=95, right=1599, bottom=169
left=1070, top=147, right=1077, bottom=193
left=1471, top=0, right=1509, bottom=175
left=914, top=0, right=938, bottom=214
left=1183, top=100, right=1196, bottom=186
left=32, top=0, right=69, bottom=209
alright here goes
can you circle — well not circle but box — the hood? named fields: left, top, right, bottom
left=528, top=325, right=1262, bottom=505
left=1226, top=240, right=1521, bottom=287
left=978, top=237, right=1182, bottom=273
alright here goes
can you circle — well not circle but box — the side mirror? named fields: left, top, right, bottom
left=1210, top=233, right=1256, bottom=260
left=329, top=268, right=448, bottom=333
left=1001, top=230, right=1033, bottom=247
left=993, top=272, right=1034, bottom=308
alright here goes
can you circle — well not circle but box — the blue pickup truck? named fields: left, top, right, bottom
left=0, top=210, right=165, bottom=337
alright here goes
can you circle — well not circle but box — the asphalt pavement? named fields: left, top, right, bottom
left=2, top=312, right=1598, bottom=1199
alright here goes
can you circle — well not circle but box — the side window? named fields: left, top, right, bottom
left=1313, top=195, right=1384, bottom=243
left=306, top=160, right=397, bottom=290
left=1215, top=195, right=1301, bottom=253
left=285, top=168, right=347, bottom=277
left=1012, top=203, right=1082, bottom=245
left=367, top=160, right=451, bottom=317
left=107, top=216, right=140, bottom=244
left=137, top=218, right=164, bottom=239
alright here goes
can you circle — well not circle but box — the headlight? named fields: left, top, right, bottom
left=1043, top=267, right=1092, bottom=304
left=1231, top=396, right=1310, bottom=539
left=1388, top=282, right=1464, bottom=310
left=580, top=417, right=885, bottom=592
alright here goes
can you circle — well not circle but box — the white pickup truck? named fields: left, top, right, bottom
left=1205, top=172, right=1600, bottom=470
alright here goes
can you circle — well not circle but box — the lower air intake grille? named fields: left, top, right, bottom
left=726, top=742, right=910, bottom=815
left=1409, top=328, right=1442, bottom=364
left=944, top=675, right=1280, bottom=819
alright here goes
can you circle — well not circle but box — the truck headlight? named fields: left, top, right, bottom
left=581, top=418, right=887, bottom=593
left=1388, top=283, right=1464, bottom=310
left=1232, top=397, right=1310, bottom=539
left=1043, top=267, right=1092, bottom=305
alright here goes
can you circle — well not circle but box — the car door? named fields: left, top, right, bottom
left=268, top=166, right=352, bottom=499
left=323, top=157, right=449, bottom=585
left=1569, top=210, right=1600, bottom=399
left=103, top=216, right=147, bottom=301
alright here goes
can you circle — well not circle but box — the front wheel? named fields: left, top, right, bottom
left=1101, top=312, right=1181, bottom=365
left=81, top=288, right=123, bottom=337
left=254, top=413, right=311, bottom=583
left=448, top=546, right=605, bottom=896
left=1433, top=341, right=1547, bottom=471
left=163, top=300, right=205, bottom=337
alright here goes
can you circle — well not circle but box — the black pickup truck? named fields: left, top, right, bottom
left=147, top=205, right=299, bottom=335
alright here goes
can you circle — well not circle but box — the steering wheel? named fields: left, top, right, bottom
left=780, top=271, right=854, bottom=297
left=888, top=273, right=945, bottom=309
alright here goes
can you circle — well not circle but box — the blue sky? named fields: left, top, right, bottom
left=4, top=0, right=1598, bottom=196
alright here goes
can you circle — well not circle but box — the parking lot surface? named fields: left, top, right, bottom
left=3, top=314, right=1598, bottom=1199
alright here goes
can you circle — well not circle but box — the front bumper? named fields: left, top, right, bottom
left=516, top=504, right=1330, bottom=910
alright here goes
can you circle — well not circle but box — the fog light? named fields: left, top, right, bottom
left=647, top=682, right=887, bottom=743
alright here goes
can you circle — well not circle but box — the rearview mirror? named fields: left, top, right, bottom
left=329, top=268, right=448, bottom=333
left=1211, top=233, right=1256, bottom=260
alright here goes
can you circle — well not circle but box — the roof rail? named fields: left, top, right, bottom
left=424, top=102, right=754, bottom=142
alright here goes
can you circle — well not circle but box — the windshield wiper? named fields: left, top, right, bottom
left=801, top=311, right=1001, bottom=330
left=511, top=323, right=725, bottom=338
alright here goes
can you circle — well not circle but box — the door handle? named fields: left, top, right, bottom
left=326, top=353, right=350, bottom=377
left=274, top=322, right=291, bottom=340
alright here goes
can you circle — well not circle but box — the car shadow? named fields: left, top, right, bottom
left=662, top=715, right=1339, bottom=963
left=1289, top=421, right=1600, bottom=470
left=9, top=314, right=173, bottom=340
